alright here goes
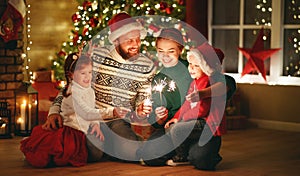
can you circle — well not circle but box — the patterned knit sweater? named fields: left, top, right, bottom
left=91, top=46, right=157, bottom=120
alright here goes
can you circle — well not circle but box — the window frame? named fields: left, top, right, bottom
left=208, top=0, right=300, bottom=86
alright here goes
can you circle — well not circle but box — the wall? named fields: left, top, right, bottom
left=27, top=0, right=77, bottom=71
left=237, top=83, right=300, bottom=131
left=0, top=0, right=24, bottom=112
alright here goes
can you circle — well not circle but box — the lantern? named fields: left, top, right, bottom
left=14, top=83, right=38, bottom=136
left=0, top=102, right=12, bottom=139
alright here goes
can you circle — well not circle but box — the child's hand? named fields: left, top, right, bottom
left=90, top=123, right=104, bottom=141
left=113, top=107, right=131, bottom=119
left=186, top=91, right=200, bottom=102
left=155, top=106, right=168, bottom=119
left=164, top=118, right=178, bottom=129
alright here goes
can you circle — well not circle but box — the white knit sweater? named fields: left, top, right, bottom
left=61, top=81, right=113, bottom=133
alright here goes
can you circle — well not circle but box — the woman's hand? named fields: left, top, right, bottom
left=155, top=106, right=168, bottom=125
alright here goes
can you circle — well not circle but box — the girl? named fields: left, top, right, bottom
left=20, top=53, right=129, bottom=167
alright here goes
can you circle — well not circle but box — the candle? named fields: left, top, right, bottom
left=28, top=104, right=32, bottom=129
left=59, top=81, right=66, bottom=88
left=20, top=100, right=26, bottom=130
left=0, top=118, right=6, bottom=134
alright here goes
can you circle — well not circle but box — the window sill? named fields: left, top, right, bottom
left=226, top=73, right=300, bottom=86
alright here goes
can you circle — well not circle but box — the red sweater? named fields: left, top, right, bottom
left=172, top=74, right=226, bottom=136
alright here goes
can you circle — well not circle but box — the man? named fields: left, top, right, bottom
left=43, top=12, right=156, bottom=162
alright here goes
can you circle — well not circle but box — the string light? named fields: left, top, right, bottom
left=22, top=3, right=33, bottom=82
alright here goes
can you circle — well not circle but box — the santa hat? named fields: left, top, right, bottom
left=156, top=28, right=184, bottom=46
left=187, top=42, right=224, bottom=76
left=108, top=12, right=147, bottom=42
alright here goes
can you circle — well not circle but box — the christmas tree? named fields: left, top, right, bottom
left=52, top=0, right=186, bottom=81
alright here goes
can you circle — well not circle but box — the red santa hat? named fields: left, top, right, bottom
left=187, top=42, right=224, bottom=76
left=108, top=12, right=147, bottom=42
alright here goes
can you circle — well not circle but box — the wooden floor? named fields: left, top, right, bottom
left=0, top=128, right=299, bottom=176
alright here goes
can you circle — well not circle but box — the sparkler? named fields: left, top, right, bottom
left=143, top=87, right=153, bottom=118
left=153, top=78, right=177, bottom=106
left=153, top=78, right=167, bottom=106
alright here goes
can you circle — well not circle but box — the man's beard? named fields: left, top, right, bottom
left=117, top=45, right=139, bottom=60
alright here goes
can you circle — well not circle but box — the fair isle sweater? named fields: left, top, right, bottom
left=91, top=46, right=157, bottom=120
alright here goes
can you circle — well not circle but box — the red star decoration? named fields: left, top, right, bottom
left=238, top=27, right=281, bottom=81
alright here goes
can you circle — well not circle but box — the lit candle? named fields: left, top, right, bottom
left=20, top=99, right=26, bottom=130
left=59, top=81, right=66, bottom=88
left=28, top=104, right=32, bottom=129
left=0, top=118, right=6, bottom=134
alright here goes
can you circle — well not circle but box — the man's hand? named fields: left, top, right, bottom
left=42, top=114, right=63, bottom=131
left=136, top=101, right=152, bottom=118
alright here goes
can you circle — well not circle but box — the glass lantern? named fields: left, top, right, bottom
left=14, top=83, right=39, bottom=136
left=0, top=102, right=12, bottom=139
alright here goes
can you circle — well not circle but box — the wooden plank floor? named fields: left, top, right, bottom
left=0, top=128, right=299, bottom=176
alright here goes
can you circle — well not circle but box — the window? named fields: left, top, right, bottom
left=209, top=0, right=300, bottom=86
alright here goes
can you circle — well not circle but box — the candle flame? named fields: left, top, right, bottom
left=17, top=117, right=24, bottom=124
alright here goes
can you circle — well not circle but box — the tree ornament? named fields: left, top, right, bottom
left=159, top=2, right=168, bottom=10
left=238, top=27, right=281, bottom=81
left=166, top=7, right=174, bottom=14
left=58, top=50, right=66, bottom=57
left=134, top=0, right=144, bottom=6
left=148, top=9, right=155, bottom=15
left=73, top=32, right=79, bottom=44
left=72, top=13, right=80, bottom=23
left=89, top=16, right=99, bottom=27
left=82, top=0, right=92, bottom=10
left=177, top=0, right=185, bottom=5
left=82, top=26, right=88, bottom=36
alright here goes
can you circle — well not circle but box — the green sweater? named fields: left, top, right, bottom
left=148, top=59, right=192, bottom=128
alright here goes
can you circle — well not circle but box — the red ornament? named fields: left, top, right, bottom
left=159, top=2, right=168, bottom=10
left=238, top=27, right=281, bottom=81
left=58, top=50, right=66, bottom=57
left=82, top=1, right=92, bottom=10
left=89, top=16, right=99, bottom=27
left=134, top=0, right=144, bottom=6
left=148, top=9, right=155, bottom=15
left=166, top=7, right=174, bottom=14
left=73, top=32, right=79, bottom=44
left=177, top=0, right=185, bottom=5
left=72, top=13, right=80, bottom=23
left=82, top=27, right=88, bottom=36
